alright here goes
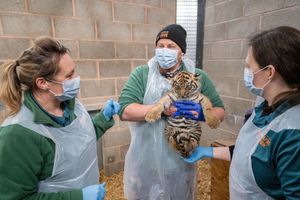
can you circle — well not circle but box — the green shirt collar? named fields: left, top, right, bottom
left=23, top=91, right=76, bottom=128
left=253, top=100, right=292, bottom=127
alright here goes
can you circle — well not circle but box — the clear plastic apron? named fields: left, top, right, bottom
left=124, top=57, right=198, bottom=200
left=230, top=99, right=300, bottom=200
left=1, top=99, right=99, bottom=192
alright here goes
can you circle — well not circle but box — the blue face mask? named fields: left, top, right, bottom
left=244, top=67, right=271, bottom=97
left=155, top=48, right=178, bottom=69
left=48, top=76, right=80, bottom=102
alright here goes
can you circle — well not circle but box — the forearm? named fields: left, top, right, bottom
left=120, top=103, right=155, bottom=121
left=213, top=146, right=231, bottom=161
left=212, top=107, right=225, bottom=122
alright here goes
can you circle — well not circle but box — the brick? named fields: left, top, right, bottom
left=287, top=0, right=300, bottom=6
left=119, top=119, right=129, bottom=129
left=206, top=0, right=227, bottom=7
left=104, top=161, right=124, bottom=176
left=99, top=60, right=131, bottom=77
left=262, top=6, right=300, bottom=30
left=0, top=38, right=31, bottom=59
left=117, top=78, right=128, bottom=96
left=203, top=60, right=245, bottom=78
left=147, top=8, right=174, bottom=26
left=211, top=40, right=242, bottom=59
left=75, top=61, right=98, bottom=79
left=1, top=14, right=51, bottom=37
left=116, top=42, right=146, bottom=59
left=133, top=24, right=161, bottom=43
left=203, top=43, right=212, bottom=60
left=226, top=16, right=260, bottom=40
left=205, top=6, right=215, bottom=25
left=97, top=21, right=131, bottom=41
left=204, top=23, right=225, bottom=42
left=210, top=76, right=239, bottom=96
left=60, top=40, right=79, bottom=59
left=133, top=0, right=161, bottom=7
left=54, top=18, right=94, bottom=40
left=103, top=129, right=131, bottom=147
left=200, top=124, right=237, bottom=145
left=162, top=0, right=176, bottom=11
left=214, top=0, right=243, bottom=23
left=244, top=0, right=285, bottom=16
left=76, top=0, right=112, bottom=20
left=103, top=147, right=120, bottom=164
left=28, top=0, right=73, bottom=16
left=222, top=96, right=253, bottom=116
left=114, top=2, right=145, bottom=23
left=147, top=44, right=156, bottom=59
left=132, top=60, right=148, bottom=69
left=219, top=113, right=244, bottom=133
left=0, top=0, right=24, bottom=11
left=80, top=79, right=115, bottom=98
left=79, top=41, right=114, bottom=59
left=120, top=144, right=129, bottom=160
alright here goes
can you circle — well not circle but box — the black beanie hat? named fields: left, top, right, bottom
left=155, top=24, right=187, bottom=53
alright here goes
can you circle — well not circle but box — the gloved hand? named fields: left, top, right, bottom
left=172, top=100, right=205, bottom=121
left=82, top=183, right=106, bottom=200
left=184, top=146, right=213, bottom=163
left=103, top=99, right=120, bottom=121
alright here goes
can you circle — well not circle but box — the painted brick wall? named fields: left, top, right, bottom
left=202, top=0, right=300, bottom=145
left=0, top=0, right=176, bottom=175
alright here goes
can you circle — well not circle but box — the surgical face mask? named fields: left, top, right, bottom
left=243, top=66, right=271, bottom=97
left=155, top=48, right=178, bottom=69
left=48, top=76, right=80, bottom=102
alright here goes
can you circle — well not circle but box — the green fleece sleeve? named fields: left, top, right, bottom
left=92, top=111, right=114, bottom=140
left=0, top=124, right=82, bottom=200
left=118, top=65, right=148, bottom=117
left=195, top=68, right=224, bottom=108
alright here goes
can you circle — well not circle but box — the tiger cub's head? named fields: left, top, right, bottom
left=171, top=71, right=200, bottom=98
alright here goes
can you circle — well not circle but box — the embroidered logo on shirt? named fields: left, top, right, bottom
left=259, top=135, right=271, bottom=147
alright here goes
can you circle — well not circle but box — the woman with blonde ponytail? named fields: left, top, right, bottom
left=0, top=36, right=120, bottom=200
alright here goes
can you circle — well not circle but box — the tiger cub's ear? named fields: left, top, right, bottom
left=194, top=73, right=201, bottom=82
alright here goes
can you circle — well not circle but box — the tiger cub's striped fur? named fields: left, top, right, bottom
left=145, top=71, right=220, bottom=157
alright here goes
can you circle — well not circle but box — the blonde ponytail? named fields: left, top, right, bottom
left=0, top=61, right=22, bottom=116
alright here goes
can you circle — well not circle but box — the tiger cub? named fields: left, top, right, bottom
left=145, top=71, right=220, bottom=157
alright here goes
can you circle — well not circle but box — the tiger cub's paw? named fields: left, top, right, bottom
left=205, top=112, right=220, bottom=129
left=145, top=104, right=164, bottom=123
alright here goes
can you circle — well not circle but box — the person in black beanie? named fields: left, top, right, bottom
left=119, top=24, right=225, bottom=200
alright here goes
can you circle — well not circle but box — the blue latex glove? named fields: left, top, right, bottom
left=82, top=183, right=106, bottom=200
left=103, top=99, right=120, bottom=121
left=173, top=100, right=205, bottom=121
left=184, top=146, right=213, bottom=163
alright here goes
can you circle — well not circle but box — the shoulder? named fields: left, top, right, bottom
left=0, top=124, right=48, bottom=150
left=195, top=68, right=210, bottom=81
left=132, top=64, right=149, bottom=76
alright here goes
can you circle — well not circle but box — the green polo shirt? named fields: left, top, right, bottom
left=118, top=64, right=224, bottom=117
left=0, top=91, right=114, bottom=200
left=251, top=101, right=300, bottom=199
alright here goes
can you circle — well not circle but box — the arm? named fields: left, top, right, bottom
left=0, top=125, right=82, bottom=200
left=121, top=103, right=155, bottom=121
left=212, top=107, right=225, bottom=122
left=196, top=68, right=225, bottom=121
left=184, top=146, right=231, bottom=163
left=93, top=111, right=114, bottom=139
